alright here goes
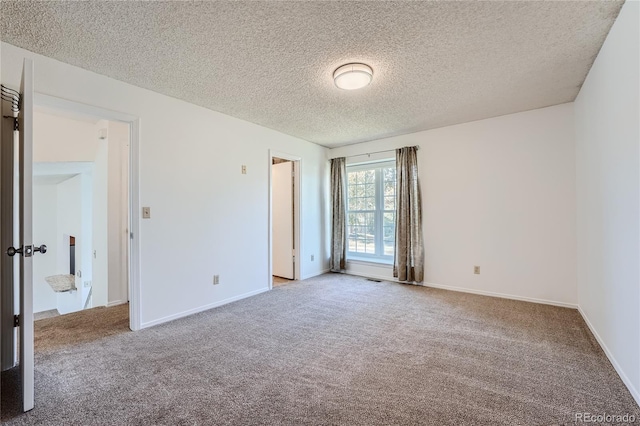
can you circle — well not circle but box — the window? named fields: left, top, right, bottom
left=346, top=160, right=396, bottom=263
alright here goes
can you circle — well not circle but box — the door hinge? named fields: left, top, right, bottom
left=13, top=315, right=19, bottom=327
left=1, top=116, right=18, bottom=131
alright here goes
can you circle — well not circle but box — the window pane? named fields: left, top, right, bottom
left=348, top=196, right=359, bottom=211
left=363, top=196, right=375, bottom=210
left=383, top=212, right=395, bottom=255
left=364, top=170, right=375, bottom=184
left=364, top=182, right=375, bottom=197
left=383, top=240, right=394, bottom=255
left=384, top=180, right=395, bottom=196
left=348, top=172, right=357, bottom=186
left=383, top=212, right=395, bottom=230
left=346, top=163, right=396, bottom=259
left=348, top=182, right=357, bottom=199
left=384, top=196, right=395, bottom=210
left=349, top=184, right=364, bottom=197
left=348, top=212, right=375, bottom=254
left=383, top=168, right=396, bottom=196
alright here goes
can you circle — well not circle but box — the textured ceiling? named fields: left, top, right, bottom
left=1, top=1, right=624, bottom=147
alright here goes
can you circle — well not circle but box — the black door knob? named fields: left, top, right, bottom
left=6, top=246, right=22, bottom=257
left=7, top=244, right=47, bottom=256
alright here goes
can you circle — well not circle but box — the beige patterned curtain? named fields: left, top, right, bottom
left=330, top=157, right=347, bottom=272
left=394, top=147, right=424, bottom=282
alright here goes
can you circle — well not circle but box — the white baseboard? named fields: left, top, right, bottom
left=300, top=268, right=330, bottom=280
left=422, top=281, right=577, bottom=309
left=577, top=306, right=640, bottom=407
left=106, top=300, right=127, bottom=307
left=344, top=272, right=577, bottom=309
left=140, top=287, right=270, bottom=329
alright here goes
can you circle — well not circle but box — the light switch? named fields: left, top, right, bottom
left=241, top=165, right=247, bottom=174
left=142, top=207, right=151, bottom=219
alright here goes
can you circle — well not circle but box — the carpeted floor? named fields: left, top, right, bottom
left=34, top=304, right=130, bottom=353
left=2, top=274, right=638, bottom=425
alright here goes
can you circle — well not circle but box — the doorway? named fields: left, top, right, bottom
left=29, top=93, right=142, bottom=332
left=31, top=108, right=130, bottom=320
left=0, top=75, right=141, bottom=415
left=269, top=151, right=301, bottom=289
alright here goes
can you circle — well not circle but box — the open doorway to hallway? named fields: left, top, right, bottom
left=270, top=152, right=301, bottom=288
left=31, top=106, right=130, bottom=322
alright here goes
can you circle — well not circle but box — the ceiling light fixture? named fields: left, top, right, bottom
left=333, top=63, right=373, bottom=90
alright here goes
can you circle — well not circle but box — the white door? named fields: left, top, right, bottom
left=2, top=59, right=39, bottom=412
left=18, top=58, right=36, bottom=412
left=272, top=162, right=294, bottom=279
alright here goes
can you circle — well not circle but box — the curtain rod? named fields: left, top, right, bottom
left=343, top=145, right=419, bottom=159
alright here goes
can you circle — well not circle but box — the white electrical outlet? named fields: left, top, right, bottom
left=213, top=275, right=220, bottom=285
left=474, top=266, right=480, bottom=275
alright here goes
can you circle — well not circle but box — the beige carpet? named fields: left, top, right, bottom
left=34, top=304, right=130, bottom=353
left=2, top=274, right=638, bottom=425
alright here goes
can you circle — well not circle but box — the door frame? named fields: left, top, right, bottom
left=34, top=93, right=142, bottom=331
left=268, top=150, right=301, bottom=289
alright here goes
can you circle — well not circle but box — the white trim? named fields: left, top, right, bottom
left=346, top=161, right=396, bottom=262
left=346, top=159, right=395, bottom=172
left=128, top=119, right=141, bottom=331
left=422, top=281, right=577, bottom=308
left=140, top=287, right=269, bottom=329
left=34, top=93, right=138, bottom=122
left=106, top=300, right=127, bottom=308
left=578, top=306, right=640, bottom=407
left=347, top=258, right=393, bottom=267
left=268, top=150, right=302, bottom=290
left=300, top=268, right=331, bottom=280
left=345, top=271, right=578, bottom=308
left=33, top=93, right=142, bottom=331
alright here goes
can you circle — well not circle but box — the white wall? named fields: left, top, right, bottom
left=33, top=109, right=108, bottom=310
left=33, top=111, right=100, bottom=162
left=92, top=134, right=109, bottom=308
left=55, top=174, right=85, bottom=314
left=575, top=0, right=640, bottom=405
left=32, top=184, right=58, bottom=313
left=79, top=167, right=93, bottom=309
left=330, top=103, right=577, bottom=306
left=1, top=42, right=329, bottom=327
left=34, top=112, right=130, bottom=310
left=33, top=108, right=104, bottom=313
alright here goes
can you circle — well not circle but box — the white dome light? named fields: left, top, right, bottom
left=333, top=63, right=373, bottom=90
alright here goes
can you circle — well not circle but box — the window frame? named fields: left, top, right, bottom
left=346, top=159, right=396, bottom=264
